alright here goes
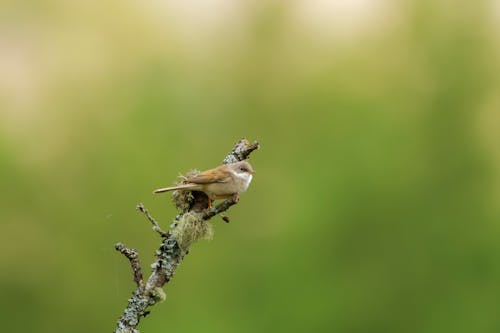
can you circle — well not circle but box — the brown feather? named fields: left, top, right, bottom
left=185, top=167, right=232, bottom=184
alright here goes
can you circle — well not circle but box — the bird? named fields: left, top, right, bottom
left=153, top=160, right=255, bottom=205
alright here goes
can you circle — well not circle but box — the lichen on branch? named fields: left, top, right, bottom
left=171, top=211, right=213, bottom=252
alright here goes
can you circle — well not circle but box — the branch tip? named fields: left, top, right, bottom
left=223, top=138, right=260, bottom=164
left=115, top=242, right=144, bottom=289
left=137, top=203, right=168, bottom=237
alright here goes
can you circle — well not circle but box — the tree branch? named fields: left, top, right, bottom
left=222, top=138, right=260, bottom=164
left=114, top=138, right=259, bottom=333
left=136, top=203, right=168, bottom=238
left=114, top=243, right=144, bottom=290
left=202, top=194, right=239, bottom=220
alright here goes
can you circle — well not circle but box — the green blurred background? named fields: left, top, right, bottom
left=1, top=1, right=500, bottom=332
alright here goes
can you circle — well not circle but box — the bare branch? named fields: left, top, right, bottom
left=115, top=243, right=144, bottom=290
left=136, top=203, right=168, bottom=237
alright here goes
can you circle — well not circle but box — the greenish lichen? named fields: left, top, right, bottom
left=170, top=169, right=214, bottom=250
left=150, top=287, right=166, bottom=303
left=171, top=211, right=213, bottom=251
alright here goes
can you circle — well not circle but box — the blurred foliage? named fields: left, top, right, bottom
left=1, top=1, right=500, bottom=332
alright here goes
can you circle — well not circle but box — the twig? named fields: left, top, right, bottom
left=202, top=195, right=239, bottom=220
left=114, top=243, right=144, bottom=290
left=136, top=203, right=168, bottom=237
left=222, top=138, right=260, bottom=164
left=114, top=138, right=259, bottom=333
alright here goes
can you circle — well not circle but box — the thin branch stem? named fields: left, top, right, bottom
left=114, top=243, right=144, bottom=290
left=202, top=195, right=239, bottom=220
left=136, top=203, right=168, bottom=237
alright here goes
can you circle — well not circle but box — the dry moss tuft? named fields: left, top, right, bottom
left=171, top=190, right=194, bottom=212
left=171, top=170, right=200, bottom=211
left=171, top=211, right=213, bottom=251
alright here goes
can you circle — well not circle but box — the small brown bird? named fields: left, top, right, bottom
left=153, top=161, right=255, bottom=202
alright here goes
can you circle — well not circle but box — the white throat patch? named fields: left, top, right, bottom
left=235, top=172, right=253, bottom=191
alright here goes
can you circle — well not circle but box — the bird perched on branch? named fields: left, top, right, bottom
left=154, top=161, right=255, bottom=205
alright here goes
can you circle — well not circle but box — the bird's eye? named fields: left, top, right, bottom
left=240, top=167, right=246, bottom=171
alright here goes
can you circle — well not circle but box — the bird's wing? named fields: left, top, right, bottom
left=186, top=168, right=232, bottom=184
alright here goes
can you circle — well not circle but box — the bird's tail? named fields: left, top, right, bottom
left=153, top=183, right=198, bottom=194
